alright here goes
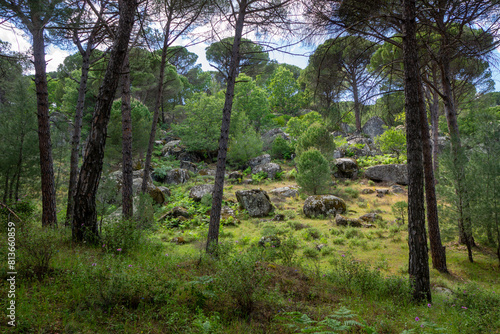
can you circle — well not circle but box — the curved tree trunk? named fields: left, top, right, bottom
left=32, top=28, right=58, bottom=227
left=206, top=1, right=246, bottom=253
left=73, top=0, right=138, bottom=243
left=121, top=54, right=133, bottom=219
left=403, top=0, right=431, bottom=303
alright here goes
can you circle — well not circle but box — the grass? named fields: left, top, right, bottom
left=1, top=171, right=499, bottom=333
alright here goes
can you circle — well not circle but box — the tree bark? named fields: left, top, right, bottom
left=352, top=76, right=362, bottom=131
left=403, top=0, right=431, bottom=303
left=430, top=64, right=440, bottom=174
left=33, top=27, right=58, bottom=227
left=206, top=1, right=246, bottom=253
left=121, top=54, right=133, bottom=219
left=66, top=36, right=93, bottom=226
left=419, top=80, right=448, bottom=273
left=73, top=0, right=138, bottom=243
left=141, top=11, right=173, bottom=194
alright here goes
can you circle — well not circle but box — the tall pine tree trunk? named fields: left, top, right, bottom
left=66, top=39, right=93, bottom=226
left=206, top=1, right=246, bottom=253
left=352, top=78, right=362, bottom=131
left=142, top=13, right=173, bottom=194
left=32, top=27, right=58, bottom=227
left=430, top=64, right=440, bottom=173
left=419, top=81, right=447, bottom=273
left=403, top=0, right=431, bottom=302
left=73, top=0, right=138, bottom=243
left=121, top=54, right=133, bottom=219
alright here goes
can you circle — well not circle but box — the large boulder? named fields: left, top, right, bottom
left=303, top=195, right=346, bottom=218
left=248, top=154, right=271, bottom=169
left=334, top=158, right=359, bottom=179
left=180, top=160, right=198, bottom=173
left=161, top=140, right=184, bottom=157
left=262, top=128, right=290, bottom=151
left=189, top=184, right=214, bottom=201
left=235, top=189, right=274, bottom=217
left=269, top=186, right=299, bottom=198
left=362, top=116, right=386, bottom=139
left=364, top=164, right=408, bottom=185
left=335, top=214, right=362, bottom=227
left=164, top=168, right=190, bottom=185
left=252, top=162, right=282, bottom=179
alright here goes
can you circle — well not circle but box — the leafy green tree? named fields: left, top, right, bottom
left=296, top=149, right=331, bottom=195
left=285, top=111, right=323, bottom=139
left=206, top=37, right=269, bottom=83
left=295, top=123, right=335, bottom=159
left=267, top=66, right=306, bottom=116
left=233, top=74, right=272, bottom=132
left=172, top=92, right=224, bottom=154
left=375, top=127, right=407, bottom=161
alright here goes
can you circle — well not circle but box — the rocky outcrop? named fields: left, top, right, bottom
left=334, top=158, right=359, bottom=179
left=161, top=140, right=183, bottom=157
left=359, top=213, right=382, bottom=223
left=235, top=189, right=274, bottom=217
left=189, top=184, right=214, bottom=201
left=364, top=164, right=408, bottom=185
left=252, top=162, right=282, bottom=179
left=164, top=168, right=190, bottom=185
left=248, top=154, right=271, bottom=169
left=180, top=160, right=198, bottom=173
left=303, top=195, right=346, bottom=218
left=362, top=116, right=386, bottom=139
left=269, top=186, right=299, bottom=198
left=262, top=128, right=290, bottom=151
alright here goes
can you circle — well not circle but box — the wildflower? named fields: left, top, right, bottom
left=117, top=248, right=122, bottom=251
left=421, top=325, right=424, bottom=328
left=341, top=254, right=345, bottom=257
left=462, top=306, right=467, bottom=309
left=128, top=265, right=133, bottom=267
left=102, top=244, right=106, bottom=247
left=92, top=263, right=97, bottom=266
left=165, top=253, right=169, bottom=256
left=415, top=317, right=420, bottom=321
left=427, top=303, right=431, bottom=307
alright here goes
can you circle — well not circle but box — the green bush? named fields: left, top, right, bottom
left=17, top=226, right=59, bottom=279
left=296, top=148, right=331, bottom=195
left=227, top=113, right=263, bottom=167
left=285, top=111, right=323, bottom=139
left=101, top=218, right=144, bottom=253
left=295, top=122, right=335, bottom=159
left=270, top=136, right=294, bottom=159
left=375, top=127, right=407, bottom=162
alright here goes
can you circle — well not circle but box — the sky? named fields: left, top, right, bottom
left=1, top=24, right=500, bottom=91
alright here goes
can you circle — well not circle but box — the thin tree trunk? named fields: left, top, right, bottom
left=439, top=47, right=474, bottom=262
left=403, top=0, right=431, bottom=303
left=431, top=64, right=440, bottom=174
left=206, top=1, right=246, bottom=253
left=32, top=28, right=58, bottom=227
left=352, top=78, right=362, bottom=131
left=142, top=12, right=173, bottom=194
left=121, top=54, right=133, bottom=219
left=419, top=81, right=448, bottom=273
left=73, top=0, right=138, bottom=243
left=66, top=36, right=93, bottom=226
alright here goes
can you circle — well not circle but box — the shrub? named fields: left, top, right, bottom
left=101, top=218, right=144, bottom=253
left=286, top=111, right=323, bottom=139
left=17, top=226, right=60, bottom=279
left=296, top=148, right=331, bottom=195
left=270, top=136, right=294, bottom=159
left=392, top=201, right=408, bottom=225
left=227, top=118, right=263, bottom=167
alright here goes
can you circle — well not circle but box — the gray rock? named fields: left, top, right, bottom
left=361, top=188, right=376, bottom=194
left=167, top=206, right=191, bottom=218
left=333, top=150, right=344, bottom=159
left=262, top=128, right=290, bottom=151
left=164, top=168, right=190, bottom=185
left=158, top=186, right=171, bottom=198
left=235, top=189, right=274, bottom=217
left=269, top=186, right=299, bottom=198
left=335, top=214, right=363, bottom=227
left=161, top=140, right=182, bottom=156
left=391, top=185, right=405, bottom=194
left=359, top=213, right=382, bottom=222
left=199, top=169, right=216, bottom=176
left=178, top=152, right=199, bottom=163
left=364, top=164, right=408, bottom=185
left=334, top=158, right=359, bottom=179
left=248, top=154, right=271, bottom=169
left=303, top=195, right=347, bottom=218
left=189, top=184, right=214, bottom=201
left=180, top=160, right=198, bottom=173
left=273, top=214, right=286, bottom=221
left=228, top=171, right=243, bottom=180
left=362, top=116, right=387, bottom=139
left=340, top=122, right=351, bottom=133
left=252, top=162, right=282, bottom=179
